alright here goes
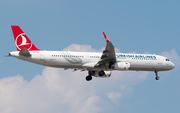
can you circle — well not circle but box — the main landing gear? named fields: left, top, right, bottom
left=98, top=70, right=105, bottom=76
left=86, top=75, right=92, bottom=81
left=86, top=71, right=92, bottom=81
left=155, top=71, right=160, bottom=80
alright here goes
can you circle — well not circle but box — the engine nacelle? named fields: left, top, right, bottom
left=92, top=71, right=111, bottom=78
left=111, top=62, right=130, bottom=70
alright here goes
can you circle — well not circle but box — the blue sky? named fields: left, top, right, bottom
left=0, top=0, right=180, bottom=113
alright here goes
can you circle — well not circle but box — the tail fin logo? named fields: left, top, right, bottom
left=15, top=33, right=32, bottom=50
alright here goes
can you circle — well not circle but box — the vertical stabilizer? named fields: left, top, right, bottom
left=11, top=25, right=40, bottom=51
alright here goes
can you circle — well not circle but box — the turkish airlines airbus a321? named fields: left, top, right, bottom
left=8, top=25, right=175, bottom=81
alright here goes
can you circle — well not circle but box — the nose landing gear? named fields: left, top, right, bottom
left=155, top=71, right=160, bottom=80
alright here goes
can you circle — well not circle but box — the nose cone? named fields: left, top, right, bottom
left=170, top=62, right=175, bottom=69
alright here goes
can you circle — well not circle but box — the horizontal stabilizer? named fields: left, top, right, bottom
left=5, top=55, right=11, bottom=57
left=19, top=48, right=31, bottom=56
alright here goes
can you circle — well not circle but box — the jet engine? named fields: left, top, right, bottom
left=111, top=62, right=130, bottom=70
left=92, top=71, right=111, bottom=78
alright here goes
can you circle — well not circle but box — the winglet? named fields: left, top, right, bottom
left=103, top=32, right=110, bottom=42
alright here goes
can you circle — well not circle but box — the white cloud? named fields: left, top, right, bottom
left=79, top=95, right=101, bottom=113
left=107, top=92, right=122, bottom=103
left=161, top=49, right=180, bottom=67
left=63, top=44, right=120, bottom=53
left=0, top=68, right=102, bottom=113
left=63, top=44, right=98, bottom=52
left=0, top=68, right=149, bottom=113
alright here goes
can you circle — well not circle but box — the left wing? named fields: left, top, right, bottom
left=96, top=32, right=116, bottom=69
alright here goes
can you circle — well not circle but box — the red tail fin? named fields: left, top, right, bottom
left=11, top=25, right=40, bottom=51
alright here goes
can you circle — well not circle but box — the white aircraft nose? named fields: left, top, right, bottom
left=170, top=62, right=175, bottom=69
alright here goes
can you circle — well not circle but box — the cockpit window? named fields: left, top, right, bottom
left=166, top=59, right=170, bottom=61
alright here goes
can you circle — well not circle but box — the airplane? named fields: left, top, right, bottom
left=8, top=25, right=175, bottom=81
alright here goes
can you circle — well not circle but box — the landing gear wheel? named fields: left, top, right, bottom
left=154, top=71, right=160, bottom=80
left=155, top=76, right=160, bottom=80
left=86, top=75, right=92, bottom=81
left=98, top=70, right=105, bottom=76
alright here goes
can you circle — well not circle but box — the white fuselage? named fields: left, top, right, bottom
left=9, top=51, right=175, bottom=72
